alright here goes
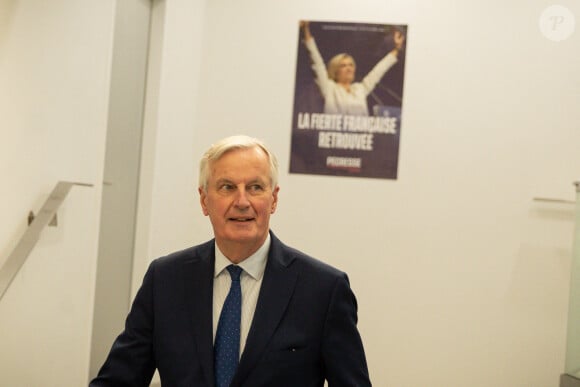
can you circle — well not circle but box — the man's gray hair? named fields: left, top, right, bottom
left=198, top=135, right=279, bottom=192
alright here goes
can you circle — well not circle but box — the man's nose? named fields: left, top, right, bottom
left=234, top=187, right=251, bottom=208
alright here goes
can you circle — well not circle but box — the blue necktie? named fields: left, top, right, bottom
left=214, top=265, right=243, bottom=387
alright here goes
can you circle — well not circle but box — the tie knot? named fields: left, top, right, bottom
left=226, top=265, right=243, bottom=281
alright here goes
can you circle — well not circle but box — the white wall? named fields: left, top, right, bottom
left=0, top=0, right=115, bottom=385
left=3, top=0, right=576, bottom=386
left=137, top=0, right=580, bottom=386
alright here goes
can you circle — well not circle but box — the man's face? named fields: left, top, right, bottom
left=199, top=147, right=279, bottom=260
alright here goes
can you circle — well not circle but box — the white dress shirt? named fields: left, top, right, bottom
left=213, top=234, right=270, bottom=356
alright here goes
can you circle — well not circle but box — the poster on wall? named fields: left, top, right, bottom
left=289, top=20, right=408, bottom=179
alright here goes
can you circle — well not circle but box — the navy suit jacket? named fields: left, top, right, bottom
left=90, top=232, right=371, bottom=386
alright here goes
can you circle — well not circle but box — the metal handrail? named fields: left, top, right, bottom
left=0, top=181, right=92, bottom=301
left=532, top=182, right=579, bottom=204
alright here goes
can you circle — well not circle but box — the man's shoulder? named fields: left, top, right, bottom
left=274, top=235, right=345, bottom=279
left=152, top=238, right=214, bottom=268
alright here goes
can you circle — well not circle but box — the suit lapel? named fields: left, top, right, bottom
left=183, top=241, right=215, bottom=386
left=232, top=233, right=299, bottom=386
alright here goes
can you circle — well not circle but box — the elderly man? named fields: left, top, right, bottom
left=90, top=135, right=371, bottom=386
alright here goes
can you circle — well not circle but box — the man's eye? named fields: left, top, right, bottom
left=248, top=184, right=264, bottom=192
left=220, top=184, right=234, bottom=191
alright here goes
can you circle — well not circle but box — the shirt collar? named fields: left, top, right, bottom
left=214, top=234, right=270, bottom=280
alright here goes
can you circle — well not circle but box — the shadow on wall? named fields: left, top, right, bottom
left=0, top=0, right=17, bottom=48
left=506, top=203, right=575, bottom=317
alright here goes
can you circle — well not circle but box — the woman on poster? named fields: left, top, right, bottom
left=300, top=21, right=405, bottom=116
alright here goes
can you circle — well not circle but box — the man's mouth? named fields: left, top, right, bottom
left=229, top=217, right=254, bottom=222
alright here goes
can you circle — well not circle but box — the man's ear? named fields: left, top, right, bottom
left=270, top=186, right=280, bottom=214
left=199, top=187, right=209, bottom=216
